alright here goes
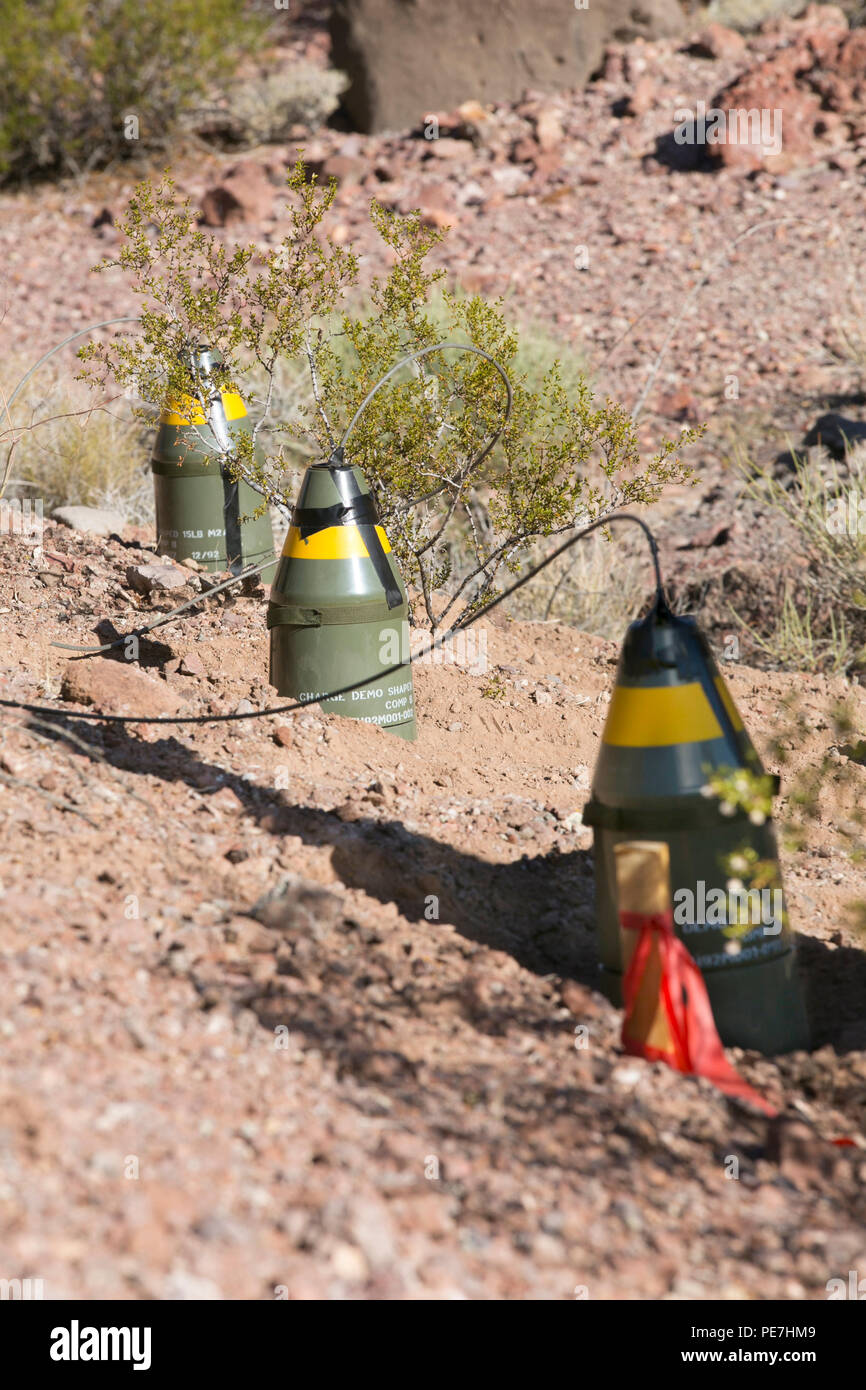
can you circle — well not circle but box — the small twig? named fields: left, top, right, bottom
left=305, top=327, right=337, bottom=450
left=0, top=434, right=17, bottom=502
left=544, top=551, right=580, bottom=621
left=0, top=770, right=98, bottom=826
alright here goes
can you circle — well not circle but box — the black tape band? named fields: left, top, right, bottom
left=222, top=466, right=244, bottom=575
left=357, top=520, right=402, bottom=610
left=332, top=468, right=403, bottom=612
left=293, top=494, right=379, bottom=538
left=292, top=465, right=403, bottom=611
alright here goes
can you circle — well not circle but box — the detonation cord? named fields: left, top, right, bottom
left=3, top=317, right=142, bottom=417
left=451, top=512, right=666, bottom=634
left=50, top=556, right=279, bottom=654
left=0, top=512, right=664, bottom=725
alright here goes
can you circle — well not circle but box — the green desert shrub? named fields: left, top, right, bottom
left=0, top=0, right=267, bottom=183
left=80, top=160, right=700, bottom=632
left=245, top=290, right=591, bottom=475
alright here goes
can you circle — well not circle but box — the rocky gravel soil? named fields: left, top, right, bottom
left=0, top=514, right=863, bottom=1299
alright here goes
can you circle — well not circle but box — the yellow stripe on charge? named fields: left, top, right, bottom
left=714, top=676, right=744, bottom=732
left=161, top=390, right=248, bottom=426
left=602, top=681, right=723, bottom=747
left=282, top=524, right=392, bottom=561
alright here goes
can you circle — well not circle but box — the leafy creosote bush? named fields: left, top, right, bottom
left=81, top=159, right=700, bottom=631
left=0, top=0, right=266, bottom=183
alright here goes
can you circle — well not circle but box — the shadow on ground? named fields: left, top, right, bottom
left=34, top=716, right=866, bottom=1057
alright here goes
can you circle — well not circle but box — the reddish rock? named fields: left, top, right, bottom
left=126, top=562, right=189, bottom=595
left=209, top=785, right=245, bottom=816
left=711, top=49, right=821, bottom=174
left=795, top=2, right=849, bottom=40
left=321, top=152, right=368, bottom=186
left=656, top=385, right=698, bottom=420
left=626, top=76, right=657, bottom=118
left=179, top=652, right=206, bottom=677
left=61, top=657, right=184, bottom=718
left=227, top=918, right=277, bottom=954
left=691, top=22, right=747, bottom=62
left=511, top=137, right=539, bottom=164
left=675, top=521, right=733, bottom=551
left=0, top=748, right=24, bottom=777
left=834, top=28, right=866, bottom=78
left=709, top=19, right=866, bottom=174
left=534, top=105, right=564, bottom=152
left=414, top=181, right=459, bottom=229
left=200, top=161, right=274, bottom=228
left=529, top=149, right=563, bottom=184
left=424, top=137, right=473, bottom=161
left=220, top=611, right=246, bottom=631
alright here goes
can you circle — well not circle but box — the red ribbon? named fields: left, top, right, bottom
left=620, top=909, right=778, bottom=1117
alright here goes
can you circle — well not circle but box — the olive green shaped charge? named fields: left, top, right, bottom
left=267, top=457, right=416, bottom=740
left=582, top=598, right=809, bottom=1055
left=150, top=347, right=274, bottom=574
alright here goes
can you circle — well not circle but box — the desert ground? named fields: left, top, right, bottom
left=0, top=1, right=864, bottom=1300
